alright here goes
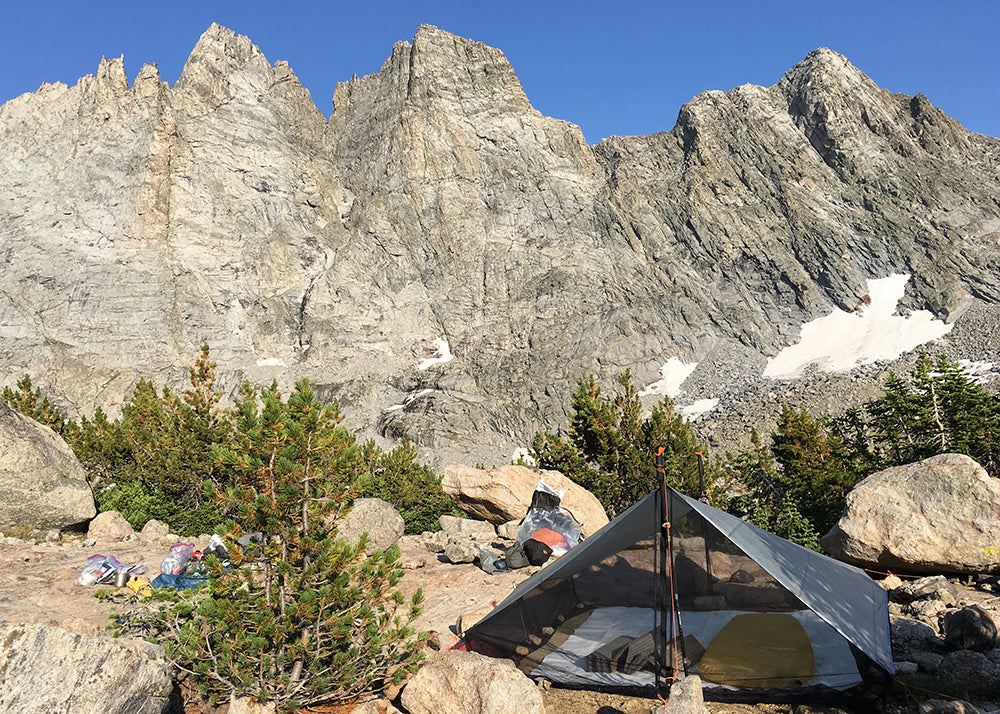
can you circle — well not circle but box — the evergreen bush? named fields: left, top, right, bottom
left=155, top=379, right=425, bottom=711
left=531, top=371, right=713, bottom=516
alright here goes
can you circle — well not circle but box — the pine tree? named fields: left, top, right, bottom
left=159, top=378, right=425, bottom=711
left=532, top=371, right=710, bottom=516
left=719, top=429, right=821, bottom=550
left=1, top=374, right=66, bottom=433
left=856, top=352, right=1000, bottom=477
left=770, top=405, right=858, bottom=535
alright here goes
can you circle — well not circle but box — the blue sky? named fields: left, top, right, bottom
left=3, top=0, right=997, bottom=144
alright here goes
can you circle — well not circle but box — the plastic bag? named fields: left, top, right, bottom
left=75, top=554, right=124, bottom=586
left=515, top=480, right=583, bottom=555
left=159, top=542, right=195, bottom=575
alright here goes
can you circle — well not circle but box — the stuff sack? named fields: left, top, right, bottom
left=523, top=538, right=553, bottom=566
left=159, top=542, right=195, bottom=575
left=505, top=541, right=529, bottom=569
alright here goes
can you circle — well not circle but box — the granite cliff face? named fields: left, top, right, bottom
left=2, top=24, right=1000, bottom=464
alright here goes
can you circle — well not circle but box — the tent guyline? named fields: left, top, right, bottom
left=464, top=445, right=894, bottom=699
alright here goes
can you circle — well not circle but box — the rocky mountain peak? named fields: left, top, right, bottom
left=173, top=23, right=295, bottom=118
left=406, top=24, right=533, bottom=113
left=2, top=26, right=1000, bottom=465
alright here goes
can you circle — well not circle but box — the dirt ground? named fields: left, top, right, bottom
left=0, top=533, right=931, bottom=714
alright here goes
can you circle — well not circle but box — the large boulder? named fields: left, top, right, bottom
left=0, top=622, right=173, bottom=713
left=821, top=454, right=1000, bottom=574
left=0, top=400, right=96, bottom=531
left=441, top=465, right=609, bottom=536
left=400, top=650, right=544, bottom=714
left=335, top=498, right=405, bottom=554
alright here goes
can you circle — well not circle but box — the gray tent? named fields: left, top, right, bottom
left=465, top=486, right=893, bottom=697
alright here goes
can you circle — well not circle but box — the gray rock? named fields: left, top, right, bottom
left=0, top=622, right=173, bottom=713
left=443, top=539, right=480, bottom=565
left=139, top=519, right=169, bottom=541
left=0, top=401, right=96, bottom=531
left=910, top=599, right=946, bottom=619
left=895, top=661, right=920, bottom=675
left=937, top=650, right=1000, bottom=688
left=822, top=455, right=1000, bottom=574
left=497, top=519, right=521, bottom=540
left=896, top=576, right=960, bottom=604
left=400, top=650, right=544, bottom=714
left=2, top=25, right=1000, bottom=466
left=944, top=606, right=999, bottom=653
left=335, top=498, right=405, bottom=554
left=891, top=615, right=946, bottom=651
left=439, top=515, right=496, bottom=541
left=651, top=675, right=709, bottom=714
left=420, top=530, right=448, bottom=553
left=909, top=650, right=945, bottom=672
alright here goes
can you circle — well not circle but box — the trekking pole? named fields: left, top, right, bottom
left=695, top=451, right=707, bottom=503
left=695, top=451, right=714, bottom=595
left=655, top=444, right=667, bottom=490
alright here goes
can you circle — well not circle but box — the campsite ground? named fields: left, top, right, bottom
left=0, top=535, right=983, bottom=714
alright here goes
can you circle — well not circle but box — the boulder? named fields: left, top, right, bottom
left=821, top=454, right=1000, bottom=574
left=335, top=498, right=405, bottom=554
left=400, top=650, right=544, bottom=714
left=439, top=515, right=496, bottom=541
left=0, top=622, right=173, bottom=713
left=441, top=465, right=609, bottom=536
left=139, top=518, right=170, bottom=541
left=943, top=606, right=998, bottom=652
left=0, top=400, right=96, bottom=531
left=908, top=650, right=944, bottom=672
left=891, top=615, right=946, bottom=652
left=937, top=650, right=1000, bottom=688
left=87, top=510, right=135, bottom=542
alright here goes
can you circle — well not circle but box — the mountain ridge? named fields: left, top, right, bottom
left=2, top=24, right=999, bottom=464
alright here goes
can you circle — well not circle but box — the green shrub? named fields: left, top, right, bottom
left=155, top=379, right=425, bottom=712
left=364, top=441, right=461, bottom=534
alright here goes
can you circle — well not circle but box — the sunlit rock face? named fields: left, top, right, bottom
left=2, top=24, right=1000, bottom=464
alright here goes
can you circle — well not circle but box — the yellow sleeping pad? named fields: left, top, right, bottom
left=697, top=613, right=815, bottom=689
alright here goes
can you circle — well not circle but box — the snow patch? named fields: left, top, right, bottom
left=385, top=389, right=436, bottom=414
left=640, top=357, right=698, bottom=398
left=256, top=357, right=287, bottom=367
left=418, top=338, right=455, bottom=371
left=511, top=448, right=536, bottom=466
left=764, top=274, right=953, bottom=379
left=681, top=398, right=719, bottom=419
